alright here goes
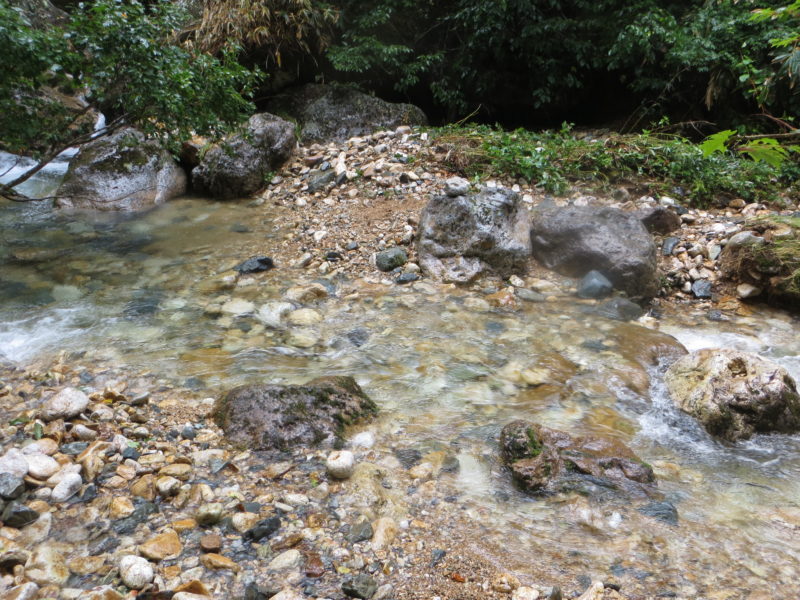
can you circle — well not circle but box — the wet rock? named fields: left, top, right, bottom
left=235, top=256, right=275, bottom=274
left=576, top=270, right=613, bottom=299
left=214, top=376, right=377, bottom=451
left=243, top=516, right=281, bottom=542
left=195, top=502, right=224, bottom=526
left=25, top=545, right=69, bottom=586
left=0, top=473, right=25, bottom=499
left=0, top=582, right=39, bottom=600
left=265, top=83, right=426, bottom=143
left=637, top=205, right=682, bottom=235
left=371, top=517, right=398, bottom=551
left=119, top=555, right=154, bottom=589
left=512, top=587, right=540, bottom=600
left=499, top=420, right=655, bottom=496
left=342, top=573, right=378, bottom=599
left=638, top=500, right=679, bottom=525
left=691, top=280, right=712, bottom=298
left=665, top=349, right=800, bottom=441
left=287, top=308, right=322, bottom=326
left=268, top=548, right=302, bottom=571
left=55, top=128, right=187, bottom=211
left=418, top=187, right=531, bottom=283
left=594, top=297, right=644, bottom=322
left=396, top=272, right=419, bottom=284
left=662, top=237, right=680, bottom=256
left=530, top=205, right=658, bottom=300
left=24, top=454, right=59, bottom=480
left=394, top=448, right=422, bottom=469
left=192, top=113, right=296, bottom=199
left=347, top=517, right=374, bottom=544
left=375, top=248, right=408, bottom=272
left=2, top=502, right=39, bottom=528
left=139, top=528, right=182, bottom=561
left=200, top=553, right=239, bottom=571
left=41, top=387, right=89, bottom=421
left=326, top=450, right=355, bottom=480
left=51, top=473, right=82, bottom=503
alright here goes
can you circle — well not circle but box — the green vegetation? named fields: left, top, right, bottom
left=433, top=124, right=799, bottom=205
left=0, top=0, right=260, bottom=200
left=751, top=216, right=800, bottom=294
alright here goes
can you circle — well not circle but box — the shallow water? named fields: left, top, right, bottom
left=1, top=192, right=800, bottom=596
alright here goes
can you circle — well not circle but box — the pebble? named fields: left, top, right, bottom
left=342, top=573, right=378, bottom=599
left=513, top=587, right=541, bottom=600
left=0, top=472, right=26, bottom=499
left=25, top=454, right=59, bottom=480
left=50, top=473, right=83, bottom=503
left=371, top=517, right=398, bottom=551
left=200, top=552, right=240, bottom=571
left=375, top=247, right=408, bottom=272
left=0, top=449, right=30, bottom=478
left=220, top=298, right=256, bottom=316
left=444, top=177, right=470, bottom=197
left=326, top=450, right=355, bottom=479
left=25, top=545, right=69, bottom=586
left=40, top=387, right=89, bottom=421
left=199, top=533, right=222, bottom=553
left=576, top=270, right=613, bottom=299
left=2, top=502, right=40, bottom=528
left=0, top=583, right=40, bottom=600
left=139, top=529, right=182, bottom=561
left=737, top=283, right=762, bottom=299
left=119, top=555, right=154, bottom=589
left=196, top=502, right=224, bottom=526
left=288, top=308, right=323, bottom=326
left=268, top=548, right=303, bottom=571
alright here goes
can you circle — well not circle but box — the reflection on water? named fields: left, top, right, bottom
left=1, top=196, right=800, bottom=595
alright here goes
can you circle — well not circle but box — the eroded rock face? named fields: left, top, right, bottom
left=664, top=349, right=800, bottom=441
left=499, top=420, right=655, bottom=497
left=265, top=83, right=427, bottom=143
left=530, top=205, right=658, bottom=300
left=192, top=113, right=295, bottom=200
left=56, top=128, right=187, bottom=211
left=418, top=187, right=532, bottom=284
left=214, top=376, right=377, bottom=451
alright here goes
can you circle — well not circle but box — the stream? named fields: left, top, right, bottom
left=1, top=166, right=800, bottom=596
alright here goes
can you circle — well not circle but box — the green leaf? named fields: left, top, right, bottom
left=700, top=130, right=736, bottom=157
left=737, top=137, right=790, bottom=167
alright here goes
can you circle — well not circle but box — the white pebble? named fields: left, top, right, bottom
left=119, top=555, right=154, bottom=589
left=41, top=387, right=89, bottom=421
left=326, top=450, right=355, bottom=480
left=51, top=473, right=82, bottom=503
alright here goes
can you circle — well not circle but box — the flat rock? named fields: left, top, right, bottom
left=214, top=376, right=377, bottom=451
left=139, top=528, right=182, bottom=561
left=41, top=387, right=89, bottom=421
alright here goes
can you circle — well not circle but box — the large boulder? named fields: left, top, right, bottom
left=192, top=113, right=295, bottom=200
left=56, top=128, right=186, bottom=211
left=664, top=349, right=800, bottom=441
left=719, top=224, right=800, bottom=311
left=500, top=420, right=655, bottom=498
left=418, top=186, right=532, bottom=283
left=530, top=204, right=658, bottom=300
left=265, top=83, right=427, bottom=143
left=213, top=376, right=377, bottom=451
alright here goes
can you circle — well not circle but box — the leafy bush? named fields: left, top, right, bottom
left=432, top=124, right=798, bottom=204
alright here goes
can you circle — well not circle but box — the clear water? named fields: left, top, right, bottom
left=1, top=188, right=799, bottom=596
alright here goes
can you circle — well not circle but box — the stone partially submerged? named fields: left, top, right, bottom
left=499, top=420, right=656, bottom=498
left=214, top=376, right=377, bottom=451
left=664, top=349, right=800, bottom=441
left=530, top=204, right=658, bottom=300
left=418, top=187, right=532, bottom=283
left=192, top=113, right=295, bottom=200
left=56, top=128, right=186, bottom=211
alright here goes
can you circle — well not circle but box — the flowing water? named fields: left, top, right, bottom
left=1, top=173, right=800, bottom=596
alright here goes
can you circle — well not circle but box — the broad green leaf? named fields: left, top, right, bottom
left=700, top=130, right=736, bottom=157
left=738, top=137, right=790, bottom=167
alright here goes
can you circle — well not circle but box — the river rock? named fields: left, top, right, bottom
left=214, top=376, right=377, bottom=451
left=41, top=387, right=89, bottom=421
left=265, top=83, right=427, bottom=143
left=326, top=450, right=355, bottom=479
left=139, top=528, right=182, bottom=561
left=499, top=420, right=655, bottom=496
left=51, top=473, right=82, bottom=503
left=2, top=502, right=39, bottom=528
left=24, top=454, right=59, bottom=480
left=664, top=349, right=800, bottom=441
left=55, top=128, right=186, bottom=211
left=636, top=205, right=682, bottom=235
left=119, top=555, right=154, bottom=589
left=375, top=248, right=408, bottom=272
left=576, top=270, right=613, bottom=299
left=0, top=582, right=40, bottom=600
left=0, top=449, right=28, bottom=479
left=342, top=573, right=378, bottom=599
left=268, top=549, right=302, bottom=571
left=192, top=113, right=296, bottom=200
left=418, top=186, right=532, bottom=283
left=530, top=204, right=658, bottom=299
left=25, top=545, right=69, bottom=586
left=0, top=473, right=25, bottom=499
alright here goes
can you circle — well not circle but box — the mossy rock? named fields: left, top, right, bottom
left=214, top=376, right=377, bottom=451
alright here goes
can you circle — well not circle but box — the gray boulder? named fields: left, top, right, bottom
left=56, top=128, right=186, bottom=211
left=418, top=187, right=531, bottom=284
left=192, top=113, right=296, bottom=200
left=530, top=205, right=658, bottom=300
left=664, top=349, right=800, bottom=441
left=265, top=84, right=427, bottom=143
left=213, top=376, right=377, bottom=451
